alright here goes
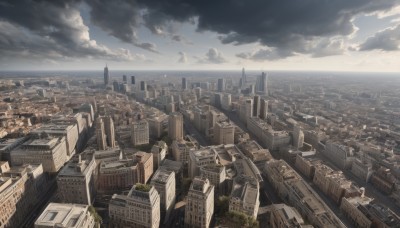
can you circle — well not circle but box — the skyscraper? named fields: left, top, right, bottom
left=253, top=95, right=260, bottom=117
left=140, top=81, right=147, bottom=91
left=104, top=65, right=110, bottom=85
left=122, top=75, right=127, bottom=83
left=104, top=116, right=116, bottom=148
left=217, top=78, right=225, bottom=92
left=256, top=72, right=268, bottom=95
left=131, top=76, right=136, bottom=85
left=241, top=67, right=247, bottom=87
left=260, top=98, right=268, bottom=119
left=182, top=77, right=188, bottom=90
left=96, top=118, right=107, bottom=150
left=168, top=112, right=183, bottom=141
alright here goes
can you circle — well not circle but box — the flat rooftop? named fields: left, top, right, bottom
left=34, top=203, right=90, bottom=228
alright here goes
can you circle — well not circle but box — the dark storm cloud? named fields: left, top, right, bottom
left=0, top=0, right=133, bottom=60
left=86, top=0, right=159, bottom=53
left=359, top=25, right=400, bottom=51
left=85, top=0, right=399, bottom=58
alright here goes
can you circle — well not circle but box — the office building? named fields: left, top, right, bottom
left=200, top=164, right=226, bottom=196
left=171, top=139, right=198, bottom=163
left=241, top=67, right=247, bottom=88
left=1, top=162, right=50, bottom=228
left=221, top=93, right=232, bottom=111
left=34, top=203, right=95, bottom=228
left=239, top=99, right=253, bottom=126
left=96, top=118, right=107, bottom=150
left=322, top=142, right=354, bottom=170
left=269, top=204, right=311, bottom=228
left=264, top=159, right=345, bottom=228
left=104, top=65, right=110, bottom=85
left=292, top=126, right=304, bottom=149
left=189, top=148, right=217, bottom=178
left=229, top=176, right=260, bottom=218
left=217, top=78, right=225, bottom=92
left=57, top=154, right=97, bottom=205
left=131, top=75, right=136, bottom=85
left=213, top=121, right=235, bottom=145
left=122, top=75, right=127, bottom=83
left=140, top=81, right=147, bottom=91
left=168, top=112, right=184, bottom=141
left=151, top=141, right=168, bottom=171
left=259, top=98, right=268, bottom=119
left=109, top=184, right=160, bottom=228
left=185, top=177, right=214, bottom=228
left=131, top=120, right=150, bottom=146
left=255, top=72, right=268, bottom=95
left=182, top=77, right=188, bottom=90
left=150, top=169, right=176, bottom=222
left=11, top=136, right=68, bottom=173
left=104, top=116, right=116, bottom=148
left=253, top=95, right=260, bottom=117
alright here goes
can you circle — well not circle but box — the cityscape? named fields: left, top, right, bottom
left=1, top=1, right=400, bottom=228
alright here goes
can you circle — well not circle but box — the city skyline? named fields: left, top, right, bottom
left=0, top=1, right=399, bottom=72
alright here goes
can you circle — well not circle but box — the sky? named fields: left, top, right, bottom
left=0, top=0, right=400, bottom=72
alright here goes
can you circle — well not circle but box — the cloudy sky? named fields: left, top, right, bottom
left=0, top=0, right=400, bottom=72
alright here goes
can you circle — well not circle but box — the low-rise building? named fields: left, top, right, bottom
left=340, top=195, right=373, bottom=228
left=270, top=204, right=313, bottom=228
left=11, top=135, right=68, bottom=173
left=229, top=176, right=260, bottom=218
left=34, top=203, right=95, bottom=228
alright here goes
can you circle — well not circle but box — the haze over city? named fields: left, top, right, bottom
left=0, top=0, right=400, bottom=72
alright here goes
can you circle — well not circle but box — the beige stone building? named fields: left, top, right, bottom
left=150, top=169, right=176, bottom=222
left=151, top=141, right=167, bottom=171
left=1, top=162, right=50, bottom=228
left=11, top=135, right=68, bottom=173
left=188, top=148, right=217, bottom=178
left=200, top=164, right=226, bottom=196
left=213, top=121, right=235, bottom=145
left=229, top=176, right=260, bottom=218
left=34, top=203, right=95, bottom=228
left=131, top=120, right=150, bottom=146
left=168, top=112, right=184, bottom=141
left=109, top=184, right=160, bottom=228
left=270, top=204, right=313, bottom=228
left=171, top=139, right=197, bottom=163
left=134, top=152, right=153, bottom=184
left=340, top=195, right=373, bottom=228
left=185, top=177, right=214, bottom=228
left=57, top=154, right=96, bottom=205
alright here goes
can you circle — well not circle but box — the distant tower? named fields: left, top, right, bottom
left=293, top=125, right=304, bottom=149
left=131, top=76, right=136, bottom=85
left=104, top=65, right=110, bottom=85
left=253, top=95, right=260, bottom=117
left=122, top=75, right=127, bottom=83
left=255, top=72, right=268, bottom=95
left=259, top=98, right=268, bottom=119
left=168, top=112, right=183, bottom=141
left=140, top=81, right=147, bottom=91
left=217, top=78, right=225, bottom=92
left=104, top=116, right=116, bottom=148
left=96, top=118, right=107, bottom=150
left=241, top=68, right=246, bottom=87
left=182, top=77, right=188, bottom=90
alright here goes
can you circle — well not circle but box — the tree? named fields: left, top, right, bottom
left=215, top=195, right=230, bottom=217
left=88, top=206, right=102, bottom=228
